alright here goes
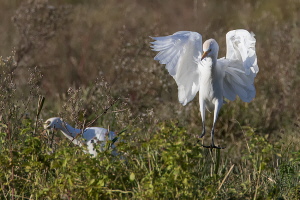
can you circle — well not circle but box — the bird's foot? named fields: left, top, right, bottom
left=195, top=133, right=205, bottom=144
left=199, top=133, right=205, bottom=138
left=202, top=144, right=225, bottom=149
left=199, top=129, right=206, bottom=138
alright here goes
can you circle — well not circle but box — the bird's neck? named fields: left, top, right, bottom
left=58, top=123, right=83, bottom=146
left=59, top=123, right=82, bottom=138
left=200, top=57, right=219, bottom=81
left=211, top=56, right=218, bottom=66
left=202, top=57, right=217, bottom=70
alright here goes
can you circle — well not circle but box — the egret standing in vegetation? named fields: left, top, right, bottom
left=151, top=29, right=259, bottom=149
left=44, top=117, right=118, bottom=156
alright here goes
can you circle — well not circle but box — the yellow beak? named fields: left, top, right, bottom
left=201, top=51, right=209, bottom=61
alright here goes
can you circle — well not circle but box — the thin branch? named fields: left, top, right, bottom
left=86, top=97, right=121, bottom=128
left=218, top=164, right=235, bottom=191
left=33, top=95, right=45, bottom=135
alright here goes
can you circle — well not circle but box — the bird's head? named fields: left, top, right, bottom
left=43, top=117, right=64, bottom=130
left=201, top=39, right=219, bottom=61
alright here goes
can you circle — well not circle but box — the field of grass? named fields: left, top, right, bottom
left=0, top=0, right=299, bottom=199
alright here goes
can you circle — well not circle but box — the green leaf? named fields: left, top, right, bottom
left=130, top=172, right=135, bottom=181
left=97, top=179, right=105, bottom=187
left=89, top=179, right=96, bottom=185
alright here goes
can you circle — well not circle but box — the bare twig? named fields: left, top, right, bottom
left=218, top=164, right=235, bottom=191
left=86, top=97, right=121, bottom=128
left=104, top=189, right=133, bottom=194
left=33, top=95, right=45, bottom=135
left=234, top=119, right=251, bottom=154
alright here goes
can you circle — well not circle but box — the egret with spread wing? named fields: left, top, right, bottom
left=151, top=29, right=258, bottom=149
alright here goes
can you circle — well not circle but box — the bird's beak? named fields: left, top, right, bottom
left=43, top=121, right=51, bottom=130
left=201, top=51, right=208, bottom=61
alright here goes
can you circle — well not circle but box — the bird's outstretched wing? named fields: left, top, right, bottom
left=151, top=31, right=202, bottom=106
left=219, top=29, right=259, bottom=102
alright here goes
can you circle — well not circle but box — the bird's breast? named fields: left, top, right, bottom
left=199, top=64, right=223, bottom=102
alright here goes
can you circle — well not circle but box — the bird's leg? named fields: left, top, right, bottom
left=199, top=99, right=206, bottom=138
left=202, top=124, right=224, bottom=149
left=197, top=124, right=206, bottom=145
left=200, top=126, right=206, bottom=138
left=202, top=100, right=225, bottom=149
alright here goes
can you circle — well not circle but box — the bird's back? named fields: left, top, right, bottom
left=83, top=127, right=116, bottom=141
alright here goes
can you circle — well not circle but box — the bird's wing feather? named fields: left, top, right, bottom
left=219, top=29, right=259, bottom=102
left=225, top=29, right=259, bottom=75
left=151, top=31, right=202, bottom=105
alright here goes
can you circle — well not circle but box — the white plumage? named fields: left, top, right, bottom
left=44, top=117, right=118, bottom=156
left=151, top=29, right=259, bottom=148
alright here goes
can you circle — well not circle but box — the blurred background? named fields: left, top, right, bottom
left=0, top=0, right=299, bottom=145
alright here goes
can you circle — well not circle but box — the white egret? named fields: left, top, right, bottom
left=43, top=117, right=118, bottom=156
left=151, top=29, right=259, bottom=149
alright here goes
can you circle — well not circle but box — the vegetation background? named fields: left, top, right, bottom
left=0, top=0, right=299, bottom=199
